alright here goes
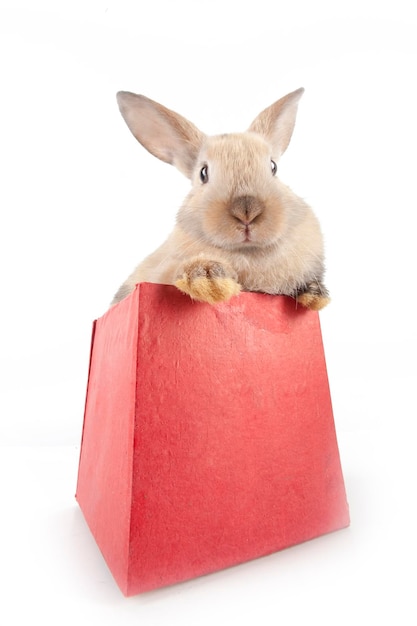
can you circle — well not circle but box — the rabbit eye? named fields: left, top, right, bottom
left=271, top=160, right=277, bottom=176
left=200, top=165, right=209, bottom=184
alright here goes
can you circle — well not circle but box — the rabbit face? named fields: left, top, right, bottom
left=178, top=133, right=289, bottom=251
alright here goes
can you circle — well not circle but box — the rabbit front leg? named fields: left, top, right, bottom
left=295, top=279, right=330, bottom=311
left=175, top=257, right=241, bottom=304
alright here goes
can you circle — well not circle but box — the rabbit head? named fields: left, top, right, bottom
left=113, top=89, right=329, bottom=310
left=116, top=89, right=305, bottom=251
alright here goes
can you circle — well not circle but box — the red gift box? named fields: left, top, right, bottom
left=76, top=283, right=349, bottom=596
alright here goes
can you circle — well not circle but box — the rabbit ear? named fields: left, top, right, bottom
left=116, top=92, right=205, bottom=178
left=248, top=88, right=305, bottom=158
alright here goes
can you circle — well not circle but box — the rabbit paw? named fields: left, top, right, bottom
left=296, top=292, right=331, bottom=311
left=296, top=281, right=330, bottom=311
left=175, top=259, right=241, bottom=304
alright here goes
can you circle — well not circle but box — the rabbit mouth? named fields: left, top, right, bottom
left=234, top=227, right=263, bottom=249
left=239, top=226, right=253, bottom=244
left=232, top=225, right=281, bottom=250
left=243, top=225, right=252, bottom=242
left=239, top=224, right=268, bottom=246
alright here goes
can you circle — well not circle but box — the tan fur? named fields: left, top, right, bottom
left=174, top=258, right=241, bottom=303
left=112, top=89, right=330, bottom=310
left=296, top=293, right=331, bottom=311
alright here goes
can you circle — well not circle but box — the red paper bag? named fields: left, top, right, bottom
left=76, top=283, right=349, bottom=596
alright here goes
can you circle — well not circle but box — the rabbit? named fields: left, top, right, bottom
left=111, top=88, right=330, bottom=311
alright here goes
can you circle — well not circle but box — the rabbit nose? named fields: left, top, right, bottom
left=230, top=195, right=264, bottom=224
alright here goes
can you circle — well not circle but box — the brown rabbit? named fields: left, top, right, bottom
left=112, top=88, right=330, bottom=310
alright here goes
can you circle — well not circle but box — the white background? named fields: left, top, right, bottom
left=1, top=1, right=416, bottom=624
